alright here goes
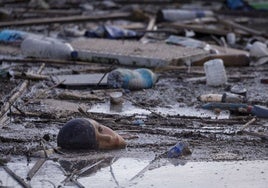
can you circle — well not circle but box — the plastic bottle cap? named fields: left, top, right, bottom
left=71, top=51, right=78, bottom=59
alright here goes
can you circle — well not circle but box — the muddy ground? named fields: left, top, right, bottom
left=0, top=0, right=268, bottom=187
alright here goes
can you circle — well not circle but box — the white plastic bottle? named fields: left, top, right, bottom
left=204, top=59, right=227, bottom=86
left=21, top=37, right=76, bottom=60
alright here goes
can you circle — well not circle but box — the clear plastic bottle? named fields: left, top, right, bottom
left=204, top=59, right=227, bottom=86
left=21, top=37, right=76, bottom=60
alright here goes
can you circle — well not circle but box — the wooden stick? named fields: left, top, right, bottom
left=0, top=12, right=131, bottom=28
left=27, top=158, right=46, bottom=181
left=0, top=80, right=29, bottom=127
left=3, top=166, right=31, bottom=188
left=0, top=64, right=45, bottom=128
left=11, top=71, right=50, bottom=81
left=219, top=19, right=267, bottom=38
left=240, top=118, right=256, bottom=132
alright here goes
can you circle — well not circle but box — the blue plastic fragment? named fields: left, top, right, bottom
left=167, top=141, right=188, bottom=158
left=0, top=29, right=26, bottom=42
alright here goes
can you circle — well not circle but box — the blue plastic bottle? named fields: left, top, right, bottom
left=167, top=141, right=189, bottom=158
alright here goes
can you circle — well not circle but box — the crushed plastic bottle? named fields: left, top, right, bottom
left=21, top=36, right=77, bottom=60
left=107, top=68, right=158, bottom=90
left=167, top=141, right=191, bottom=158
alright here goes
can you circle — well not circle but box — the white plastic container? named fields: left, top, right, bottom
left=21, top=37, right=75, bottom=60
left=204, top=59, right=227, bottom=86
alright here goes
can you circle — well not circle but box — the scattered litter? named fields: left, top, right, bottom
left=202, top=103, right=268, bottom=118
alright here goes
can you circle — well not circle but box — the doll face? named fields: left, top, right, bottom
left=87, top=119, right=126, bottom=150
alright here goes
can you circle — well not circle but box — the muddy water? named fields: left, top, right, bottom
left=88, top=101, right=230, bottom=119
left=1, top=157, right=267, bottom=188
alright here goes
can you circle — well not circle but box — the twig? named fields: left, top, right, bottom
left=130, top=154, right=161, bottom=181
left=0, top=80, right=29, bottom=127
left=63, top=159, right=104, bottom=184
left=0, top=12, right=131, bottom=28
left=0, top=63, right=45, bottom=127
left=27, top=158, right=46, bottom=181
left=240, top=118, right=256, bottom=132
left=3, top=166, right=31, bottom=188
left=123, top=94, right=167, bottom=119
left=110, top=157, right=120, bottom=187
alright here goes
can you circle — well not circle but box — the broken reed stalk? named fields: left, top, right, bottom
left=139, top=15, right=156, bottom=43
left=0, top=12, right=131, bottom=27
left=11, top=71, right=50, bottom=81
left=219, top=19, right=268, bottom=38
left=3, top=166, right=31, bottom=188
left=0, top=63, right=45, bottom=128
left=63, top=159, right=104, bottom=184
left=27, top=158, right=46, bottom=181
left=109, top=157, right=120, bottom=187
left=240, top=118, right=256, bottom=132
left=0, top=80, right=28, bottom=127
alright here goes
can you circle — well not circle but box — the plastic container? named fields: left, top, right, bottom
left=250, top=105, right=268, bottom=118
left=167, top=141, right=191, bottom=158
left=21, top=37, right=76, bottom=60
left=226, top=32, right=236, bottom=46
left=197, top=92, right=246, bottom=103
left=204, top=59, right=227, bottom=86
left=157, top=9, right=214, bottom=22
left=107, top=68, right=157, bottom=90
left=249, top=41, right=268, bottom=58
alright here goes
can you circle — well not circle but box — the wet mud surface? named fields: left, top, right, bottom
left=1, top=64, right=268, bottom=162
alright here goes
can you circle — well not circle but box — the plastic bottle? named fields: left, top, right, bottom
left=249, top=105, right=268, bottom=118
left=107, top=68, right=158, bottom=90
left=167, top=141, right=191, bottom=158
left=204, top=59, right=227, bottom=86
left=157, top=9, right=214, bottom=22
left=197, top=92, right=246, bottom=103
left=21, top=37, right=76, bottom=60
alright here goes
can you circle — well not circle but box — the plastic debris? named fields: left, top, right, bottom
left=167, top=141, right=192, bottom=158
left=204, top=59, right=227, bottom=86
left=0, top=29, right=27, bottom=42
left=166, top=35, right=211, bottom=51
left=21, top=37, right=77, bottom=60
left=198, top=92, right=246, bottom=103
left=249, top=41, right=268, bottom=65
left=84, top=25, right=143, bottom=39
left=225, top=0, right=253, bottom=10
left=107, top=68, right=158, bottom=90
left=230, top=84, right=247, bottom=96
left=202, top=103, right=268, bottom=118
